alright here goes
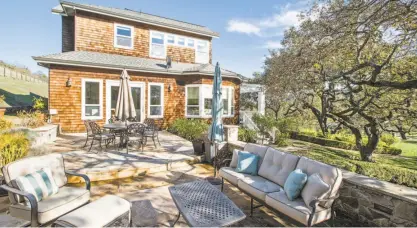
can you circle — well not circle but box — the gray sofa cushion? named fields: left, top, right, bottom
left=258, top=148, right=300, bottom=186
left=237, top=176, right=281, bottom=201
left=218, top=167, right=251, bottom=185
left=9, top=186, right=90, bottom=224
left=229, top=143, right=269, bottom=168
left=296, top=157, right=342, bottom=207
left=301, top=173, right=330, bottom=210
left=265, top=191, right=331, bottom=226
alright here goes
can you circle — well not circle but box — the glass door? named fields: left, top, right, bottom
left=106, top=80, right=145, bottom=123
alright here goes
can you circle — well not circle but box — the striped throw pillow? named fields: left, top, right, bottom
left=15, top=168, right=59, bottom=202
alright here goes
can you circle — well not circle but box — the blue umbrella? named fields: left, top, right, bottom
left=208, top=62, right=224, bottom=174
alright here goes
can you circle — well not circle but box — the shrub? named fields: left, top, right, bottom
left=252, top=113, right=277, bottom=143
left=238, top=127, right=257, bottom=143
left=275, top=132, right=290, bottom=147
left=168, top=118, right=209, bottom=141
left=299, top=128, right=321, bottom=137
left=0, top=132, right=29, bottom=166
left=32, top=97, right=47, bottom=111
left=17, top=110, right=45, bottom=128
left=380, top=133, right=399, bottom=146
left=0, top=118, right=13, bottom=131
left=376, top=146, right=402, bottom=155
left=276, top=117, right=298, bottom=133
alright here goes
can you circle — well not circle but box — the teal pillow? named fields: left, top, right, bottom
left=235, top=151, right=259, bottom=175
left=284, top=169, right=308, bottom=201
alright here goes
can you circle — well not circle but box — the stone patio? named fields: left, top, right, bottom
left=0, top=131, right=360, bottom=227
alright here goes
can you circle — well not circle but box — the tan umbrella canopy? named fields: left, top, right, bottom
left=115, top=69, right=137, bottom=121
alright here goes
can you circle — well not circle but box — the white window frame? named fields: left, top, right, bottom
left=148, top=82, right=164, bottom=118
left=167, top=34, right=175, bottom=44
left=149, top=30, right=166, bottom=59
left=195, top=40, right=209, bottom=64
left=187, top=38, right=195, bottom=48
left=177, top=36, right=185, bottom=46
left=114, top=23, right=134, bottom=49
left=81, top=78, right=103, bottom=120
left=185, top=84, right=234, bottom=118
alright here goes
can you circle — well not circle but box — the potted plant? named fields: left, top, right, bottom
left=185, top=120, right=208, bottom=155
left=0, top=95, right=6, bottom=118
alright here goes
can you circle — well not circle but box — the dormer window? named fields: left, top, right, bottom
left=177, top=37, right=185, bottom=46
left=187, top=39, right=195, bottom=48
left=114, top=24, right=134, bottom=49
left=150, top=31, right=166, bottom=59
left=195, top=40, right=209, bottom=64
left=167, top=35, right=175, bottom=44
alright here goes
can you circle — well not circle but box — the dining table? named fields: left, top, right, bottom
left=103, top=122, right=144, bottom=148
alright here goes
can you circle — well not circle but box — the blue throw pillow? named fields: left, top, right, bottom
left=284, top=169, right=308, bottom=201
left=235, top=151, right=259, bottom=175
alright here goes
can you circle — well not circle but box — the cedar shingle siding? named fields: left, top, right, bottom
left=50, top=65, right=240, bottom=133
left=74, top=11, right=212, bottom=64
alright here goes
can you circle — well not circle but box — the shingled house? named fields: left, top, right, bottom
left=33, top=1, right=241, bottom=133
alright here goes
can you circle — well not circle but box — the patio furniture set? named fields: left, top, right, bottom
left=82, top=118, right=160, bottom=153
left=0, top=142, right=343, bottom=227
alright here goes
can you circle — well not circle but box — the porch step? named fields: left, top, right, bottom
left=64, top=151, right=203, bottom=183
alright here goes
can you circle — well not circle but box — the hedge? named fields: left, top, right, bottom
left=290, top=132, right=402, bottom=155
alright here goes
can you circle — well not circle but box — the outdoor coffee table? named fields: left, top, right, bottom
left=168, top=180, right=246, bottom=227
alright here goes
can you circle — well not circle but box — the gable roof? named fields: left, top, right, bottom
left=54, top=1, right=219, bottom=38
left=33, top=51, right=240, bottom=79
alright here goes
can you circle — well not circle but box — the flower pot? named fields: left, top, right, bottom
left=192, top=140, right=204, bottom=155
left=0, top=108, right=5, bottom=118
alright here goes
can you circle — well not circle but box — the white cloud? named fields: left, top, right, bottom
left=226, top=20, right=261, bottom=36
left=260, top=10, right=301, bottom=28
left=263, top=41, right=283, bottom=49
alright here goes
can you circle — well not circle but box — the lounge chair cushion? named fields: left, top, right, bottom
left=296, top=157, right=342, bottom=207
left=218, top=167, right=251, bottom=186
left=258, top=148, right=300, bottom=186
left=238, top=176, right=281, bottom=201
left=283, top=169, right=307, bottom=201
left=229, top=143, right=269, bottom=168
left=2, top=153, right=68, bottom=204
left=301, top=174, right=330, bottom=210
left=9, top=186, right=90, bottom=224
left=265, top=191, right=331, bottom=226
left=15, top=168, right=60, bottom=202
left=54, top=195, right=131, bottom=227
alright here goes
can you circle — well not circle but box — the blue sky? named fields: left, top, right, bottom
left=0, top=0, right=311, bottom=77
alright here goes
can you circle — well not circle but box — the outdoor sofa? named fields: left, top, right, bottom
left=219, top=143, right=343, bottom=226
left=1, top=153, right=91, bottom=226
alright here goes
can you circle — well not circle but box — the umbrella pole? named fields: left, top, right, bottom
left=213, top=141, right=218, bottom=177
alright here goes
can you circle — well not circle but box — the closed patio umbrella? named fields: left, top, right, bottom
left=115, top=69, right=136, bottom=122
left=208, top=62, right=224, bottom=175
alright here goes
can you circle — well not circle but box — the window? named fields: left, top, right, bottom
left=230, top=88, right=235, bottom=115
left=177, top=37, right=185, bottom=46
left=185, top=85, right=234, bottom=118
left=187, top=38, right=195, bottom=48
left=82, top=79, right=103, bottom=120
left=186, top=86, right=200, bottom=116
left=114, top=24, right=134, bottom=49
left=195, top=40, right=209, bottom=63
left=167, top=35, right=175, bottom=44
left=150, top=31, right=165, bottom=58
left=148, top=83, right=164, bottom=118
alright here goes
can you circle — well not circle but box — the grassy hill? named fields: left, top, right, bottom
left=0, top=77, right=48, bottom=107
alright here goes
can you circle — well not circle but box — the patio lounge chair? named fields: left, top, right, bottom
left=82, top=120, right=95, bottom=148
left=1, top=153, right=91, bottom=227
left=218, top=143, right=343, bottom=227
left=143, top=118, right=161, bottom=148
left=88, top=121, right=116, bottom=152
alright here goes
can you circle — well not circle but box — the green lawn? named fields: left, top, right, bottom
left=392, top=136, right=417, bottom=158
left=276, top=139, right=417, bottom=188
left=0, top=77, right=47, bottom=107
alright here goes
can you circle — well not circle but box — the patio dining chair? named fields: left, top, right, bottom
left=82, top=120, right=95, bottom=148
left=88, top=121, right=116, bottom=152
left=119, top=123, right=146, bottom=153
left=143, top=118, right=161, bottom=148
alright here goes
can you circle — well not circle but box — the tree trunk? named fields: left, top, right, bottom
left=399, top=131, right=407, bottom=140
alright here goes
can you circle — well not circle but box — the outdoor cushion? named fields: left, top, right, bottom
left=94, top=133, right=115, bottom=139
left=301, top=173, right=330, bottom=210
left=296, top=157, right=342, bottom=207
left=2, top=153, right=67, bottom=204
left=284, top=169, right=307, bottom=201
left=236, top=151, right=259, bottom=175
left=237, top=176, right=281, bottom=201
left=265, top=191, right=331, bottom=226
left=229, top=143, right=269, bottom=168
left=9, top=186, right=90, bottom=224
left=258, top=148, right=300, bottom=186
left=54, top=195, right=131, bottom=227
left=15, top=168, right=59, bottom=202
left=218, top=167, right=251, bottom=186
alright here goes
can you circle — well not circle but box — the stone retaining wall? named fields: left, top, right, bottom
left=226, top=141, right=417, bottom=227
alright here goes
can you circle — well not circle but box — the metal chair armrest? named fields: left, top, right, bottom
left=0, top=185, right=39, bottom=226
left=308, top=193, right=340, bottom=226
left=222, top=158, right=232, bottom=166
left=65, top=171, right=91, bottom=191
